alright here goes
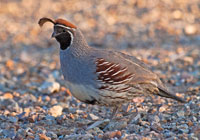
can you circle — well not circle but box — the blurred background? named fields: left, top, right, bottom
left=0, top=0, right=200, bottom=139
left=1, top=0, right=200, bottom=49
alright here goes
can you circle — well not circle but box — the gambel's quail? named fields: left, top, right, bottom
left=39, top=17, right=185, bottom=118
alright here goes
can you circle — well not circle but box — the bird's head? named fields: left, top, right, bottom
left=39, top=17, right=77, bottom=50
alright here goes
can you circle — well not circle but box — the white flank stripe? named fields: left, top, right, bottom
left=108, top=69, right=115, bottom=73
left=97, top=70, right=108, bottom=74
left=98, top=61, right=110, bottom=66
left=98, top=58, right=104, bottom=61
left=109, top=83, right=126, bottom=88
left=98, top=63, right=116, bottom=73
left=114, top=64, right=120, bottom=67
left=97, top=63, right=116, bottom=74
left=113, top=74, right=134, bottom=84
left=105, top=64, right=116, bottom=71
left=97, top=79, right=106, bottom=84
left=104, top=78, right=111, bottom=81
left=112, top=67, right=127, bottom=76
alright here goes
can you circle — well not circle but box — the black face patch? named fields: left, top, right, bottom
left=55, top=31, right=72, bottom=50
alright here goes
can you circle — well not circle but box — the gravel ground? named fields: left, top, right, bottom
left=0, top=0, right=200, bottom=139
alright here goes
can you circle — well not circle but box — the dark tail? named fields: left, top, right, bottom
left=158, top=86, right=186, bottom=103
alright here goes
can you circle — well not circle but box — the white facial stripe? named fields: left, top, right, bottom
left=67, top=30, right=73, bottom=46
left=55, top=24, right=71, bottom=30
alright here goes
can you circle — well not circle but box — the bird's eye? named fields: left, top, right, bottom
left=63, top=29, right=66, bottom=32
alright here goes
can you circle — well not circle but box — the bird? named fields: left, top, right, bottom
left=38, top=17, right=185, bottom=118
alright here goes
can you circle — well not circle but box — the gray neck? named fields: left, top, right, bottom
left=64, top=29, right=90, bottom=57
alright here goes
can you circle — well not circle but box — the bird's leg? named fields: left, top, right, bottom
left=102, top=107, right=119, bottom=131
left=109, top=106, right=119, bottom=120
left=122, top=103, right=132, bottom=116
left=127, top=102, right=139, bottom=123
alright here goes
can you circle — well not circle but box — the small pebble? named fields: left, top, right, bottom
left=184, top=25, right=197, bottom=35
left=88, top=113, right=99, bottom=121
left=183, top=56, right=193, bottom=64
left=172, top=10, right=182, bottom=19
left=177, top=110, right=185, bottom=117
left=28, top=114, right=38, bottom=123
left=2, top=93, right=13, bottom=99
left=38, top=134, right=50, bottom=140
left=48, top=105, right=63, bottom=117
left=103, top=131, right=122, bottom=139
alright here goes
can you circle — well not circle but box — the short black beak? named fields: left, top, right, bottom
left=51, top=31, right=56, bottom=38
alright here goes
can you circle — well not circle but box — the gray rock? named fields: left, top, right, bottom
left=192, top=116, right=197, bottom=121
left=46, top=131, right=58, bottom=139
left=177, top=110, right=185, bottom=117
left=50, top=70, right=61, bottom=80
left=45, top=115, right=56, bottom=121
left=0, top=84, right=9, bottom=92
left=164, top=130, right=175, bottom=138
left=87, top=119, right=110, bottom=130
left=0, top=97, right=21, bottom=112
left=105, top=121, right=128, bottom=131
left=8, top=116, right=18, bottom=123
left=44, top=115, right=56, bottom=125
left=64, top=134, right=93, bottom=140
left=86, top=127, right=103, bottom=136
left=153, top=115, right=160, bottom=123
left=129, top=112, right=141, bottom=123
left=18, top=94, right=37, bottom=105
left=127, top=124, right=141, bottom=133
left=35, top=134, right=40, bottom=140
left=188, top=133, right=199, bottom=140
left=38, top=81, right=60, bottom=94
left=177, top=124, right=189, bottom=133
left=16, top=128, right=26, bottom=137
left=2, top=129, right=16, bottom=138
